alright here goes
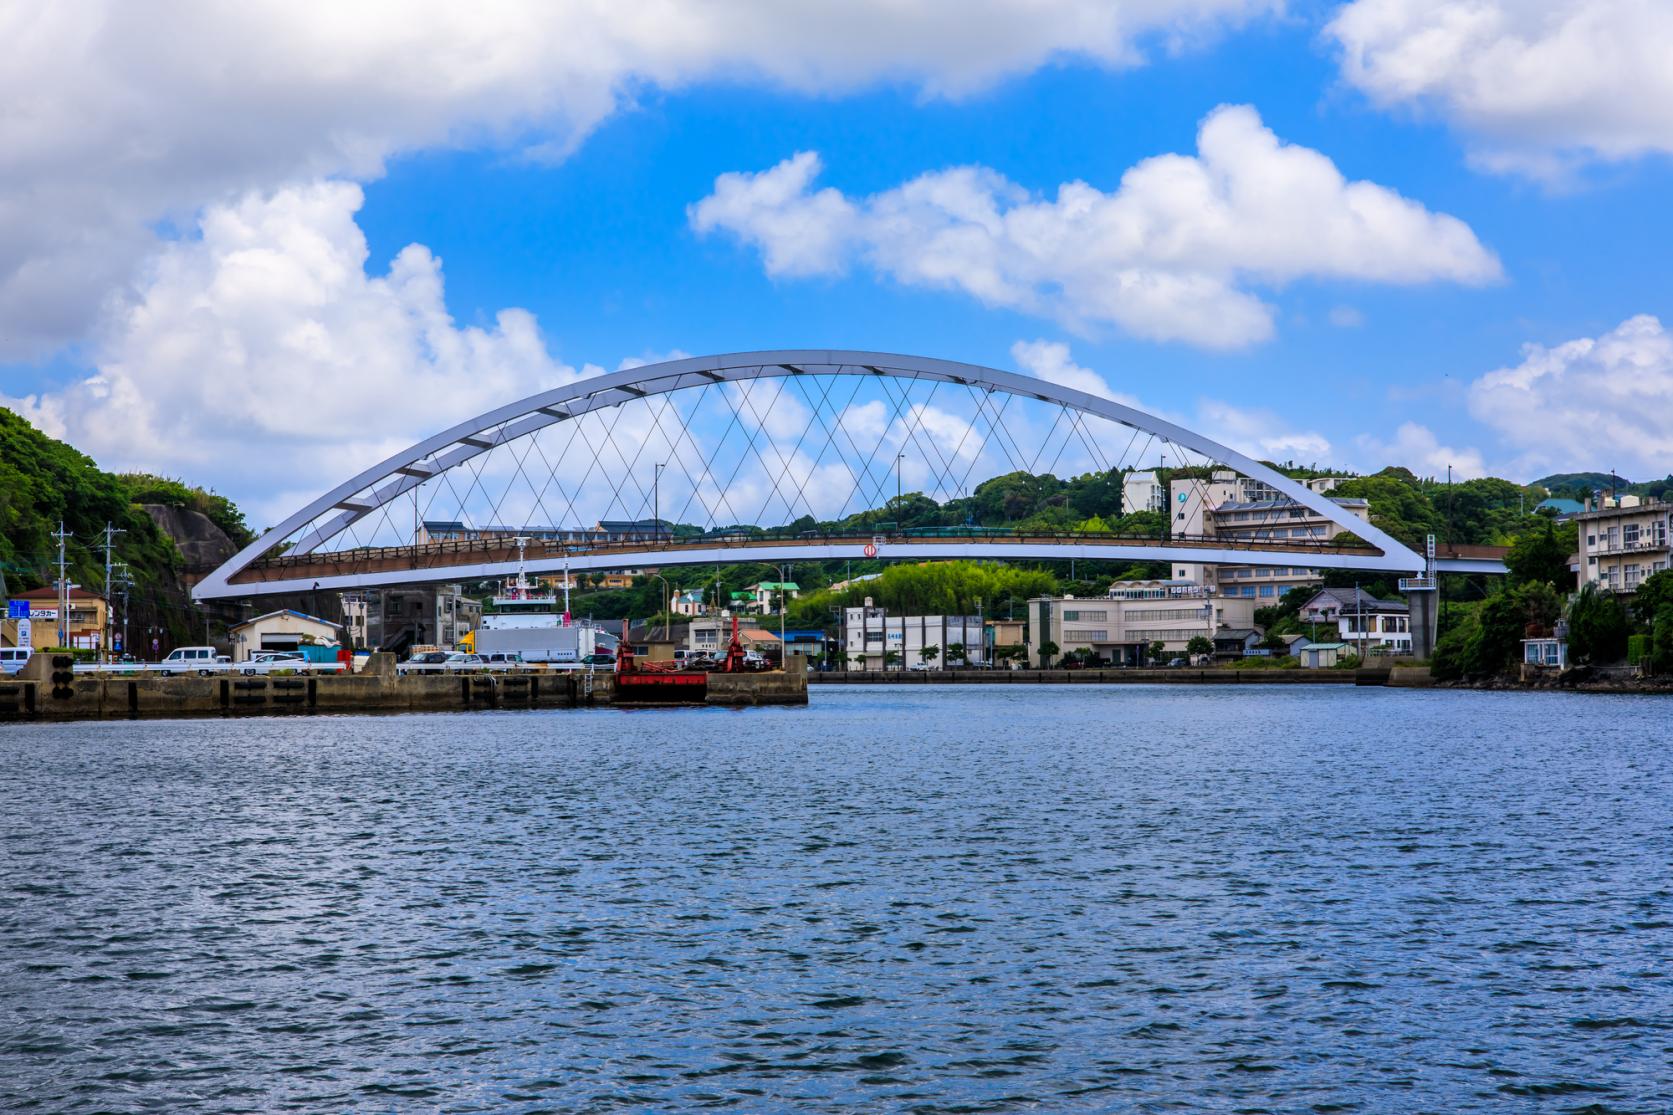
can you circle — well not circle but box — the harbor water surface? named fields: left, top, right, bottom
left=2, top=685, right=1670, bottom=1112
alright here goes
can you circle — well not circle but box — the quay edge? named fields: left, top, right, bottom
left=0, top=653, right=806, bottom=723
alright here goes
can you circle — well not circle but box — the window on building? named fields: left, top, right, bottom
left=1259, top=586, right=1274, bottom=597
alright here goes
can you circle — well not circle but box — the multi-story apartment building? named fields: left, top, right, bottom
left=1121, top=470, right=1167, bottom=515
left=1576, top=499, right=1671, bottom=593
left=1168, top=472, right=1368, bottom=606
left=839, top=604, right=985, bottom=669
left=1025, top=580, right=1224, bottom=666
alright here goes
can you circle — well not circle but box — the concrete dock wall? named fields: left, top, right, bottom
left=810, top=668, right=1363, bottom=685
left=707, top=671, right=808, bottom=705
left=0, top=654, right=806, bottom=723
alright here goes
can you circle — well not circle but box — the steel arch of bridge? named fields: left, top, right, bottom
left=194, top=350, right=1429, bottom=600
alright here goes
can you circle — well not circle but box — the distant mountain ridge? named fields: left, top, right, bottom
left=1534, top=472, right=1673, bottom=501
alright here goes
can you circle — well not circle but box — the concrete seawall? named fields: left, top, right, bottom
left=0, top=654, right=806, bottom=723
left=811, top=667, right=1367, bottom=686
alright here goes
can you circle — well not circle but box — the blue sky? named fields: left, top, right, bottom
left=3, top=2, right=1672, bottom=524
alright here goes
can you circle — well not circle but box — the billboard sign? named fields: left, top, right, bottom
left=6, top=599, right=27, bottom=619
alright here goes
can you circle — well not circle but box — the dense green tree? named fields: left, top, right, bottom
left=1037, top=639, right=1059, bottom=668
left=1651, top=607, right=1673, bottom=676
left=1186, top=635, right=1214, bottom=658
left=1464, top=586, right=1539, bottom=676
left=1505, top=519, right=1576, bottom=589
left=1629, top=569, right=1673, bottom=629
left=1332, top=469, right=1445, bottom=548
left=1567, top=583, right=1631, bottom=664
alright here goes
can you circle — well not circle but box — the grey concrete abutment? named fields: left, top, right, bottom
left=0, top=653, right=806, bottom=723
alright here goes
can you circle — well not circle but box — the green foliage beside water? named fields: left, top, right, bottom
left=0, top=407, right=248, bottom=638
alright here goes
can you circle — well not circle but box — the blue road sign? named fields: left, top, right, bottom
left=6, top=599, right=28, bottom=619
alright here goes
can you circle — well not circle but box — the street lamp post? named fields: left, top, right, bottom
left=896, top=453, right=905, bottom=511
left=777, top=562, right=791, bottom=670
left=650, top=573, right=671, bottom=644
left=653, top=462, right=665, bottom=540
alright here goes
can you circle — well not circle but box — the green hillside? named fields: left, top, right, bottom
left=1534, top=472, right=1673, bottom=502
left=0, top=406, right=251, bottom=640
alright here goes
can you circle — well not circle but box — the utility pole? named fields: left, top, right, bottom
left=114, top=563, right=132, bottom=658
left=1356, top=580, right=1366, bottom=660
left=1444, top=464, right=1453, bottom=629
left=101, top=521, right=125, bottom=662
left=1161, top=454, right=1170, bottom=542
left=52, top=521, right=72, bottom=649
left=653, top=462, right=665, bottom=540
left=778, top=562, right=791, bottom=670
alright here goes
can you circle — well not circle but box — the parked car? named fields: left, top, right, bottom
left=908, top=661, right=933, bottom=672
left=0, top=647, right=32, bottom=675
left=443, top=652, right=485, bottom=669
left=1166, top=657, right=1187, bottom=668
left=482, top=651, right=524, bottom=666
left=408, top=650, right=449, bottom=665
left=241, top=650, right=305, bottom=675
left=581, top=652, right=615, bottom=667
left=158, top=646, right=226, bottom=675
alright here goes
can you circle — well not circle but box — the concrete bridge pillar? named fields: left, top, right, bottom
left=1406, top=588, right=1439, bottom=660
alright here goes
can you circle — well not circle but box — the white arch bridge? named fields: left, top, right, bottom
left=194, top=350, right=1506, bottom=601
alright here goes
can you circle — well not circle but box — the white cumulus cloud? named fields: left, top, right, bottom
left=1354, top=421, right=1486, bottom=479
left=691, top=105, right=1500, bottom=348
left=3, top=182, right=590, bottom=526
left=0, top=0, right=1278, bottom=358
left=1328, top=0, right=1673, bottom=176
left=1467, top=313, right=1673, bottom=479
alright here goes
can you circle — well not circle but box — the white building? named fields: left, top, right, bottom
left=1297, top=587, right=1411, bottom=655
left=228, top=610, right=342, bottom=662
left=1122, top=470, right=1167, bottom=515
left=1168, top=471, right=1369, bottom=605
left=740, top=581, right=799, bottom=615
left=839, top=603, right=984, bottom=669
left=1025, top=580, right=1223, bottom=666
left=670, top=589, right=707, bottom=617
left=1576, top=499, right=1670, bottom=594
left=339, top=593, right=368, bottom=647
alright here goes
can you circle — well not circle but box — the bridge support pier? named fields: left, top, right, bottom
left=1406, top=588, right=1439, bottom=661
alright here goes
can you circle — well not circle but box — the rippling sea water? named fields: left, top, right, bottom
left=2, top=685, right=1670, bottom=1112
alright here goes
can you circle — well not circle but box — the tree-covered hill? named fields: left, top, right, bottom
left=1, top=406, right=252, bottom=642
left=1534, top=471, right=1673, bottom=502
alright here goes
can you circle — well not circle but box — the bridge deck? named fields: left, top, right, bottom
left=229, top=530, right=1505, bottom=589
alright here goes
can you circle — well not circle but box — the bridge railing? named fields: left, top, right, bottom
left=239, top=526, right=1386, bottom=582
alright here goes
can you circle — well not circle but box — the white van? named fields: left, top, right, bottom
left=158, top=646, right=227, bottom=675
left=0, top=647, right=31, bottom=675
